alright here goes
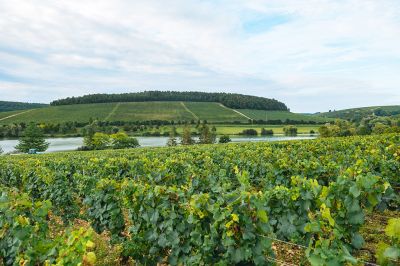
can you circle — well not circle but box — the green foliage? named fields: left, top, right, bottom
left=261, top=128, right=273, bottom=136
left=91, top=132, right=111, bottom=150
left=0, top=188, right=95, bottom=266
left=83, top=179, right=125, bottom=237
left=198, top=124, right=216, bottom=144
left=318, top=105, right=400, bottom=122
left=0, top=134, right=399, bottom=265
left=240, top=109, right=334, bottom=123
left=318, top=120, right=355, bottom=137
left=167, top=126, right=178, bottom=146
left=319, top=117, right=400, bottom=138
left=84, top=131, right=139, bottom=150
left=376, top=218, right=400, bottom=265
left=110, top=132, right=139, bottom=149
left=180, top=125, right=194, bottom=145
left=283, top=125, right=298, bottom=136
left=240, top=128, right=258, bottom=135
left=15, top=122, right=49, bottom=153
left=219, top=135, right=231, bottom=143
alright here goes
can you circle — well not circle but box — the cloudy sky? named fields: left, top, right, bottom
left=0, top=0, right=399, bottom=112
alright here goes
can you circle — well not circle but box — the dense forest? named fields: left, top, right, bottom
left=0, top=101, right=47, bottom=112
left=50, top=91, right=288, bottom=111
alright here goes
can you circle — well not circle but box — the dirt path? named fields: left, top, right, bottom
left=218, top=103, right=252, bottom=120
left=180, top=102, right=199, bottom=120
left=0, top=109, right=33, bottom=122
left=105, top=102, right=121, bottom=121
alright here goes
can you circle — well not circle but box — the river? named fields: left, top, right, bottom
left=0, top=135, right=316, bottom=154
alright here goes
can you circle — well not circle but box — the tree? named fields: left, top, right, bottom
left=283, top=126, right=298, bottom=136
left=167, top=126, right=178, bottom=146
left=261, top=128, right=273, bottom=136
left=198, top=124, right=216, bottom=144
left=15, top=122, right=49, bottom=153
left=239, top=129, right=258, bottom=136
left=180, top=125, right=194, bottom=145
left=110, top=132, right=139, bottom=149
left=219, top=135, right=231, bottom=143
left=82, top=121, right=99, bottom=148
left=91, top=133, right=111, bottom=150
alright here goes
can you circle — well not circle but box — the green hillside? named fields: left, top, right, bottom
left=0, top=102, right=247, bottom=124
left=0, top=101, right=329, bottom=125
left=238, top=109, right=334, bottom=123
left=106, top=102, right=195, bottom=122
left=316, top=105, right=400, bottom=121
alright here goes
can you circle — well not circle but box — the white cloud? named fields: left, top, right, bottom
left=0, top=0, right=399, bottom=112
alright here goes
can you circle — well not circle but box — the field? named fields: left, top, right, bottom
left=0, top=103, right=117, bottom=124
left=105, top=102, right=195, bottom=122
left=0, top=101, right=329, bottom=125
left=1, top=134, right=399, bottom=265
left=211, top=124, right=318, bottom=135
left=238, top=109, right=334, bottom=123
left=183, top=102, right=248, bottom=122
left=123, top=124, right=319, bottom=136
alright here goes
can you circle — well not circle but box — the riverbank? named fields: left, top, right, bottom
left=0, top=135, right=317, bottom=154
left=28, top=124, right=319, bottom=138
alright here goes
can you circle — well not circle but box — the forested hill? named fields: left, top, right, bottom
left=0, top=101, right=47, bottom=112
left=50, top=91, right=288, bottom=111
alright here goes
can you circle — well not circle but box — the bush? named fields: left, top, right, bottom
left=261, top=128, right=274, bottom=136
left=110, top=132, right=140, bottom=149
left=283, top=126, right=298, bottom=136
left=219, top=135, right=231, bottom=143
left=239, top=129, right=258, bottom=136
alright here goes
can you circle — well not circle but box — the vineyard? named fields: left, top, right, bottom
left=1, top=134, right=399, bottom=265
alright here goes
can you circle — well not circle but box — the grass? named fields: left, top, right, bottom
left=106, top=102, right=195, bottom=122
left=239, top=109, right=334, bottom=123
left=0, top=103, right=117, bottom=124
left=0, top=110, right=25, bottom=120
left=183, top=102, right=248, bottom=122
left=130, top=124, right=319, bottom=136
left=211, top=124, right=318, bottom=135
left=0, top=101, right=331, bottom=126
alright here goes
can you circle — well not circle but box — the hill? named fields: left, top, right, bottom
left=0, top=101, right=332, bottom=125
left=0, top=100, right=47, bottom=112
left=238, top=109, right=334, bottom=123
left=50, top=91, right=288, bottom=111
left=316, top=105, right=400, bottom=121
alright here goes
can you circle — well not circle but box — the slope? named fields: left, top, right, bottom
left=0, top=101, right=329, bottom=125
left=239, top=109, right=334, bottom=123
left=316, top=105, right=400, bottom=121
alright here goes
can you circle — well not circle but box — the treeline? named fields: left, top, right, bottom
left=319, top=116, right=400, bottom=137
left=0, top=101, right=47, bottom=112
left=320, top=106, right=400, bottom=122
left=50, top=91, right=288, bottom=111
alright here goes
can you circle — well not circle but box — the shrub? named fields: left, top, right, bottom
left=283, top=126, right=298, bottom=136
left=261, top=128, right=274, bottom=136
left=219, top=135, right=231, bottom=143
left=240, top=129, right=258, bottom=136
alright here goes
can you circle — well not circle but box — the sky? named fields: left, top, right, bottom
left=0, top=0, right=399, bottom=113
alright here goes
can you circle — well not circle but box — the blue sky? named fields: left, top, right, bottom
left=0, top=0, right=399, bottom=112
